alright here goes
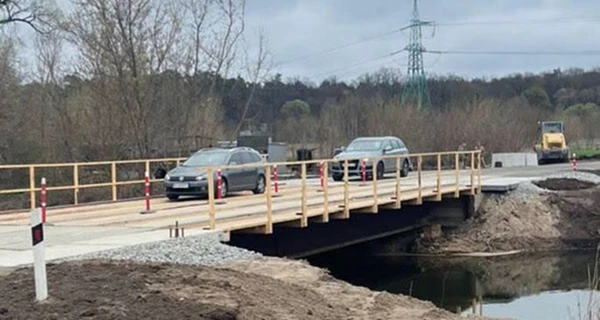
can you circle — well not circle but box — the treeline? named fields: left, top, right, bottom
left=1, top=0, right=599, bottom=167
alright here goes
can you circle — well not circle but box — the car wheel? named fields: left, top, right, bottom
left=401, top=160, right=409, bottom=177
left=376, top=162, right=384, bottom=180
left=167, top=194, right=179, bottom=201
left=332, top=174, right=343, bottom=182
left=253, top=174, right=266, bottom=194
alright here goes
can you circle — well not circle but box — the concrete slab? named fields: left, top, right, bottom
left=492, top=153, right=538, bottom=168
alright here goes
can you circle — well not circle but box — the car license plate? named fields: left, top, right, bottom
left=173, top=183, right=189, bottom=189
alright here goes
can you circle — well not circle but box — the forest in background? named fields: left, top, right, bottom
left=1, top=0, right=600, bottom=166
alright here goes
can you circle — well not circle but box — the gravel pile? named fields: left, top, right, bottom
left=513, top=181, right=550, bottom=201
left=539, top=171, right=600, bottom=184
left=66, top=233, right=262, bottom=267
left=510, top=171, right=599, bottom=200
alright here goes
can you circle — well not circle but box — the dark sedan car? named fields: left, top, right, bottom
left=164, top=147, right=266, bottom=200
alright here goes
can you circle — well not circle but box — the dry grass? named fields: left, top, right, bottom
left=569, top=245, right=600, bottom=320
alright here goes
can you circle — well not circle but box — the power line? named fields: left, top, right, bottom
left=274, top=16, right=600, bottom=67
left=436, top=16, right=600, bottom=27
left=426, top=49, right=600, bottom=56
left=276, top=28, right=407, bottom=66
left=309, top=50, right=405, bottom=79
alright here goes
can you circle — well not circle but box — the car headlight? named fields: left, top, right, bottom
left=164, top=174, right=170, bottom=181
left=196, top=176, right=206, bottom=181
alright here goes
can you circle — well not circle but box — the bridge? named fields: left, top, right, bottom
left=0, top=151, right=598, bottom=267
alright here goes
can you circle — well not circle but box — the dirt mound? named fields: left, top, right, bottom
left=417, top=183, right=600, bottom=254
left=0, top=259, right=505, bottom=320
left=533, top=178, right=597, bottom=191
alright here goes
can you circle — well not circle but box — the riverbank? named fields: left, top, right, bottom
left=416, top=171, right=600, bottom=254
left=0, top=233, right=509, bottom=320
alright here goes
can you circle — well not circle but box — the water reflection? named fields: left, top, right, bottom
left=307, top=249, right=599, bottom=320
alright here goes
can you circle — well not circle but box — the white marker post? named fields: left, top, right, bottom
left=31, top=208, right=48, bottom=301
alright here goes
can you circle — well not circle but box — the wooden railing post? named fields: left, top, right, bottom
left=207, top=168, right=216, bottom=229
left=436, top=153, right=442, bottom=201
left=265, top=165, right=273, bottom=234
left=371, top=158, right=378, bottom=213
left=111, top=163, right=117, bottom=202
left=454, top=152, right=460, bottom=198
left=417, top=156, right=423, bottom=204
left=394, top=157, right=401, bottom=209
left=343, top=159, right=350, bottom=219
left=29, top=165, right=36, bottom=209
left=322, top=162, right=329, bottom=222
left=470, top=151, right=475, bottom=195
left=301, top=163, right=308, bottom=227
left=73, top=164, right=79, bottom=205
left=477, top=151, right=482, bottom=194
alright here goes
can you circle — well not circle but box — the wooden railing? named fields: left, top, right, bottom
left=0, top=151, right=482, bottom=217
left=0, top=158, right=186, bottom=210
left=197, top=150, right=482, bottom=231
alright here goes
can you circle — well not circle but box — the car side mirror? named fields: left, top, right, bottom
left=229, top=161, right=238, bottom=166
left=384, top=146, right=392, bottom=153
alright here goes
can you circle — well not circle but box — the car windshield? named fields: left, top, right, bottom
left=182, top=151, right=228, bottom=167
left=346, top=140, right=382, bottom=152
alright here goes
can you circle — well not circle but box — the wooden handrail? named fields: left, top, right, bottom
left=0, top=150, right=482, bottom=213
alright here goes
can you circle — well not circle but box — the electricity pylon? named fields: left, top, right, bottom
left=400, top=0, right=433, bottom=109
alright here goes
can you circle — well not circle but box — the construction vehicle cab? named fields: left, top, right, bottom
left=534, top=121, right=570, bottom=165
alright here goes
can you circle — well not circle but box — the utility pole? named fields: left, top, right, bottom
left=400, top=0, right=433, bottom=109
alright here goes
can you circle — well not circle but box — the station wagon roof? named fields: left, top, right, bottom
left=353, top=136, right=397, bottom=141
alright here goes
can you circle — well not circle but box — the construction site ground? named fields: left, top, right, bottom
left=417, top=171, right=600, bottom=254
left=0, top=258, right=508, bottom=320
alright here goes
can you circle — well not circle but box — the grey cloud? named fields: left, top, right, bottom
left=245, top=0, right=600, bottom=82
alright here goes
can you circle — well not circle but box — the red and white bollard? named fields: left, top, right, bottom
left=140, top=171, right=155, bottom=214
left=572, top=153, right=577, bottom=171
left=215, top=169, right=226, bottom=204
left=273, top=164, right=280, bottom=196
left=360, top=160, right=367, bottom=186
left=217, top=169, right=223, bottom=199
left=318, top=162, right=325, bottom=192
left=40, top=178, right=47, bottom=224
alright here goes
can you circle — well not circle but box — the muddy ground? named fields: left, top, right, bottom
left=0, top=258, right=508, bottom=320
left=417, top=176, right=600, bottom=254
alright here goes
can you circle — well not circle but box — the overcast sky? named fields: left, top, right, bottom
left=10, top=0, right=600, bottom=83
left=244, top=0, right=600, bottom=83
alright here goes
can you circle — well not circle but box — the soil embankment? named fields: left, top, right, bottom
left=0, top=258, right=508, bottom=320
left=417, top=172, right=600, bottom=254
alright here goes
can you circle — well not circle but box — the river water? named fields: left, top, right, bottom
left=307, top=248, right=600, bottom=320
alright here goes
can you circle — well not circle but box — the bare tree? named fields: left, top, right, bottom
left=0, top=0, right=56, bottom=33
left=203, top=0, right=245, bottom=92
left=232, top=28, right=272, bottom=138
left=64, top=0, right=185, bottom=157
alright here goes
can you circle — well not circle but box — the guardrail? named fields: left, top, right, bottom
left=195, top=150, right=482, bottom=231
left=0, top=158, right=186, bottom=210
left=0, top=151, right=482, bottom=218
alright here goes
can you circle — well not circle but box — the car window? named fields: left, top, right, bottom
left=249, top=152, right=262, bottom=163
left=398, top=139, right=406, bottom=149
left=383, top=140, right=393, bottom=150
left=182, top=151, right=228, bottom=166
left=240, top=152, right=258, bottom=164
left=346, top=140, right=382, bottom=151
left=229, top=153, right=243, bottom=165
left=391, top=140, right=401, bottom=150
